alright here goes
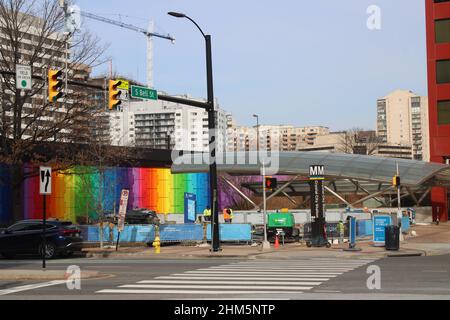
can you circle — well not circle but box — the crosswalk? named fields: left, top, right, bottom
left=96, top=258, right=375, bottom=296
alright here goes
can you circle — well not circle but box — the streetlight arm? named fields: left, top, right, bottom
left=184, top=15, right=207, bottom=39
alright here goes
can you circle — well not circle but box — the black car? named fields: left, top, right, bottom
left=125, top=209, right=160, bottom=225
left=103, top=208, right=160, bottom=225
left=0, top=219, right=83, bottom=259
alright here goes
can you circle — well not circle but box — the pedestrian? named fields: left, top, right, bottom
left=337, top=220, right=345, bottom=244
left=223, top=208, right=234, bottom=223
left=203, top=206, right=211, bottom=222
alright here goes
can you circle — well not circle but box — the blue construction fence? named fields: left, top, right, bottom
left=323, top=217, right=410, bottom=239
left=80, top=223, right=252, bottom=243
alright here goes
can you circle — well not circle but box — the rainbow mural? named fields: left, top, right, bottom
left=0, top=166, right=210, bottom=224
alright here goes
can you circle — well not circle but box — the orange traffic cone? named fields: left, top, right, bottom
left=274, top=234, right=280, bottom=249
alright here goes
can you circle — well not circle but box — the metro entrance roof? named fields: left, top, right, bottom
left=171, top=151, right=450, bottom=187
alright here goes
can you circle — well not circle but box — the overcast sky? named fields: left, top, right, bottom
left=75, top=0, right=427, bottom=131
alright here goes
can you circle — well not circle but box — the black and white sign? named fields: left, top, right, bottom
left=16, top=64, right=32, bottom=90
left=39, top=167, right=52, bottom=195
left=309, top=165, right=324, bottom=180
left=117, top=189, right=130, bottom=232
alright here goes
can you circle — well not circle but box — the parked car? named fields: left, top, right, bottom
left=0, top=219, right=83, bottom=259
left=102, top=209, right=160, bottom=226
left=125, top=209, right=160, bottom=225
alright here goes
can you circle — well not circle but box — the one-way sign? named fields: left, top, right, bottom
left=39, top=167, right=52, bottom=195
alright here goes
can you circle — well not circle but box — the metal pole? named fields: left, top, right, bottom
left=42, top=195, right=46, bottom=269
left=396, top=162, right=403, bottom=240
left=262, top=162, right=270, bottom=249
left=205, top=35, right=220, bottom=252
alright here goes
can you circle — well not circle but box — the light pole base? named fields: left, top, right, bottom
left=262, top=241, right=271, bottom=250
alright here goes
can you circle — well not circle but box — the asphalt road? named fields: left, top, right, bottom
left=1, top=254, right=450, bottom=299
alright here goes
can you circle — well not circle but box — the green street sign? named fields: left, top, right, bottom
left=130, top=85, right=158, bottom=100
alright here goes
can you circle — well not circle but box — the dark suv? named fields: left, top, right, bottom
left=103, top=208, right=160, bottom=225
left=0, top=219, right=83, bottom=259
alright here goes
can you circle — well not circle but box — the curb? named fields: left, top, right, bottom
left=0, top=271, right=108, bottom=281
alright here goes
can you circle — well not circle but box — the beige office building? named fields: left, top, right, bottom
left=376, top=90, right=429, bottom=161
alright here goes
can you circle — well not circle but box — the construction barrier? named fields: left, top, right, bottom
left=80, top=223, right=252, bottom=243
left=206, top=223, right=252, bottom=242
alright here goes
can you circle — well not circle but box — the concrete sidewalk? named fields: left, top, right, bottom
left=80, top=223, right=450, bottom=260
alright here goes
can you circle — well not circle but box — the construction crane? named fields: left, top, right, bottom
left=59, top=0, right=175, bottom=88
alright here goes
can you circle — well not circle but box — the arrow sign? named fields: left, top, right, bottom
left=39, top=167, right=52, bottom=195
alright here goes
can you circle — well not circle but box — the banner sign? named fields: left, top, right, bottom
left=184, top=193, right=197, bottom=223
left=310, top=179, right=325, bottom=218
left=117, top=189, right=130, bottom=232
left=373, top=214, right=392, bottom=246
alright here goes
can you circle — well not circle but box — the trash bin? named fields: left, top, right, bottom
left=385, top=225, right=400, bottom=251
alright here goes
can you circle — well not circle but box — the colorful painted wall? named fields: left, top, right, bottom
left=0, top=166, right=210, bottom=224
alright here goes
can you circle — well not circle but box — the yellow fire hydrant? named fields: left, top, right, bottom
left=152, top=235, right=161, bottom=254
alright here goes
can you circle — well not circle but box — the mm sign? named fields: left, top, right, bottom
left=309, top=165, right=325, bottom=180
left=39, top=167, right=52, bottom=195
left=117, top=189, right=130, bottom=232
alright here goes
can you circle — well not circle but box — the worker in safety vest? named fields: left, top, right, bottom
left=203, top=206, right=211, bottom=222
left=223, top=208, right=234, bottom=223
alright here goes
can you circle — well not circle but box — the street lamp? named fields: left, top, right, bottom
left=168, top=11, right=221, bottom=252
left=252, top=114, right=259, bottom=153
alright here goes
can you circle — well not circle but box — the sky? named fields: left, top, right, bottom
left=74, top=0, right=428, bottom=131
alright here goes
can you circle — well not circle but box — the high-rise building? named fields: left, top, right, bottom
left=0, top=12, right=94, bottom=143
left=110, top=96, right=228, bottom=152
left=425, top=0, right=450, bottom=221
left=226, top=125, right=329, bottom=152
left=376, top=90, right=429, bottom=161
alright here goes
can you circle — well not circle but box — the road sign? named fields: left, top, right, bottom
left=309, top=165, right=325, bottom=180
left=39, top=167, right=52, bottom=195
left=130, top=85, right=158, bottom=100
left=16, top=64, right=32, bottom=90
left=117, top=189, right=130, bottom=232
left=117, top=80, right=129, bottom=90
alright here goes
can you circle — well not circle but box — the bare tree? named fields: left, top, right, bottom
left=0, top=0, right=108, bottom=222
left=337, top=128, right=382, bottom=155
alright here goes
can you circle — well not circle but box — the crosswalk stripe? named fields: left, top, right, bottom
left=203, top=267, right=354, bottom=271
left=119, top=284, right=313, bottom=290
left=137, top=280, right=323, bottom=285
left=170, top=272, right=337, bottom=277
left=95, top=258, right=377, bottom=296
left=155, top=276, right=332, bottom=281
left=184, top=271, right=344, bottom=275
left=96, top=289, right=305, bottom=295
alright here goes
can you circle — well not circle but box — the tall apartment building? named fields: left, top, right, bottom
left=302, top=131, right=414, bottom=159
left=0, top=12, right=95, bottom=143
left=376, top=90, right=429, bottom=161
left=425, top=0, right=450, bottom=222
left=110, top=96, right=228, bottom=152
left=226, top=125, right=329, bottom=152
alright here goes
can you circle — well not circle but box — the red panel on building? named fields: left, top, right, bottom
left=426, top=0, right=450, bottom=222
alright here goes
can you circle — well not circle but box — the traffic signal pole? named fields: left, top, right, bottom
left=205, top=35, right=220, bottom=252
left=262, top=163, right=270, bottom=250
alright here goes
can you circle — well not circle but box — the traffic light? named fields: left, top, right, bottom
left=48, top=69, right=63, bottom=103
left=265, top=177, right=277, bottom=190
left=108, top=80, right=122, bottom=110
left=392, top=175, right=401, bottom=187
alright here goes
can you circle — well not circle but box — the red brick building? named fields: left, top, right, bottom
left=425, top=0, right=450, bottom=221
